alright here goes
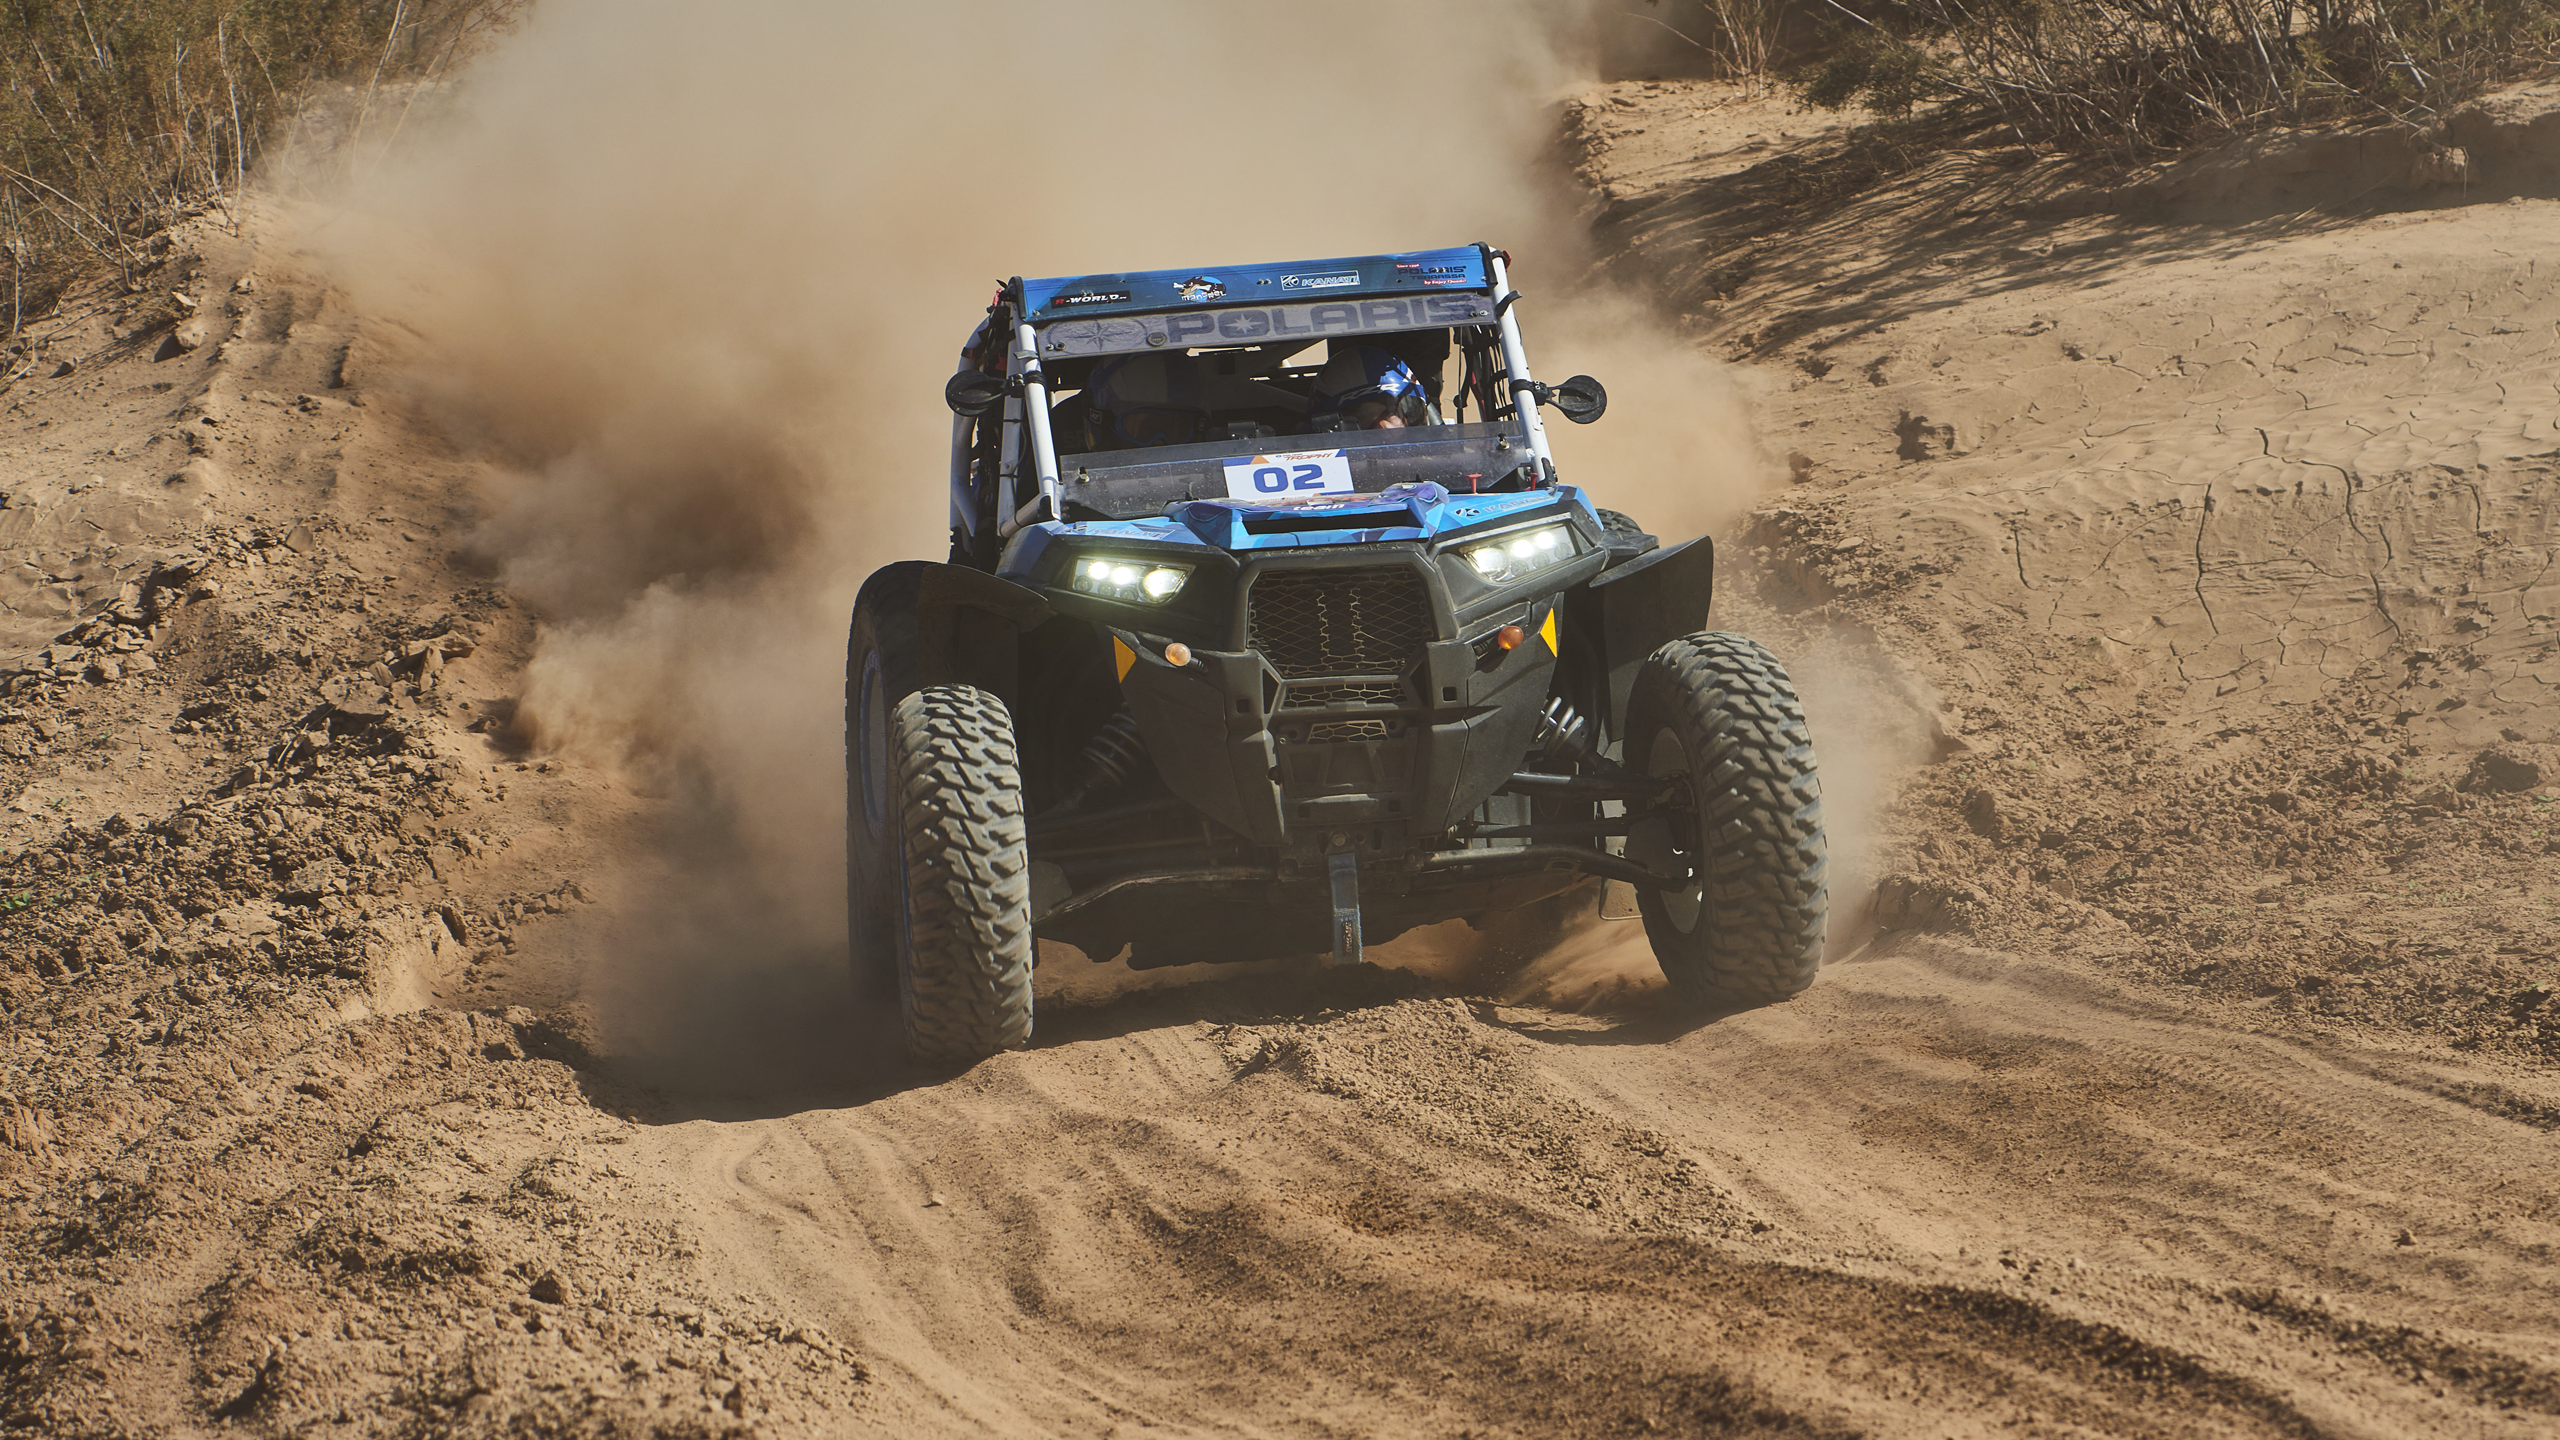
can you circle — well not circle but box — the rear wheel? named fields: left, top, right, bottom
left=892, top=685, right=1034, bottom=1064
left=1622, top=633, right=1825, bottom=1008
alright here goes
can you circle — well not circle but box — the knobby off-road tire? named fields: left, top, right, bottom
left=846, top=589, right=917, bottom=1006
left=1623, top=633, right=1826, bottom=1008
left=891, top=685, right=1034, bottom=1065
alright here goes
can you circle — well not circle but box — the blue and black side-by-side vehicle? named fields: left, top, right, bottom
left=849, top=244, right=1827, bottom=1064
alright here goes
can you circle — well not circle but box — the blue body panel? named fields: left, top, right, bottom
left=1001, top=484, right=1596, bottom=578
left=1022, top=247, right=1491, bottom=323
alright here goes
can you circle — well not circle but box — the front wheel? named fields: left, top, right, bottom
left=1622, top=633, right=1826, bottom=1008
left=891, top=685, right=1034, bottom=1065
left=847, top=588, right=916, bottom=1005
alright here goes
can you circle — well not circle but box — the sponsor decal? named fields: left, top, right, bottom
left=1279, top=271, right=1362, bottom=292
left=1173, top=276, right=1227, bottom=302
left=1052, top=289, right=1131, bottom=308
left=1041, top=292, right=1493, bottom=357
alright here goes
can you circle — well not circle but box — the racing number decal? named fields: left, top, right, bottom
left=1248, top=461, right=1326, bottom=493
left=1221, top=450, right=1353, bottom=503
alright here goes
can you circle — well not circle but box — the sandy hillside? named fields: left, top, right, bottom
left=0, top=79, right=2557, bottom=1440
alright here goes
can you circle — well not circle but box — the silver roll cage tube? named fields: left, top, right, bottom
left=978, top=250, right=1544, bottom=541
left=1486, top=250, right=1555, bottom=479
left=998, top=320, right=1063, bottom=539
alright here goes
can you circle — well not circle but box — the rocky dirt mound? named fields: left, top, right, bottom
left=1573, top=76, right=2560, bottom=1072
left=0, top=206, right=772, bottom=1435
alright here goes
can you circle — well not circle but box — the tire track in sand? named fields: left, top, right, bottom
left=606, top=947, right=2560, bottom=1436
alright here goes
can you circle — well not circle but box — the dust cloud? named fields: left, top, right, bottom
left=312, top=0, right=1783, bottom=1082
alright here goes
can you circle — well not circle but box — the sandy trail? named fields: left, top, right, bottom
left=613, top=943, right=2558, bottom=1436
left=9, top=54, right=2560, bottom=1440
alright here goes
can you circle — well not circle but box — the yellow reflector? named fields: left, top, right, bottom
left=1113, top=636, right=1137, bottom=681
left=1539, top=609, right=1559, bottom=654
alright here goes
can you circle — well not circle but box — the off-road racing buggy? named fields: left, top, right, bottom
left=849, top=245, right=1826, bottom=1064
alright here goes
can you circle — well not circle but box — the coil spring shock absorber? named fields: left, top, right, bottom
left=1535, top=696, right=1593, bottom=767
left=1051, top=708, right=1149, bottom=815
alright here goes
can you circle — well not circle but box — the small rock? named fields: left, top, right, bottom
left=529, top=1272, right=566, bottom=1305
left=318, top=675, right=392, bottom=720
left=164, top=457, right=228, bottom=505
left=169, top=316, right=209, bottom=353
left=2467, top=745, right=2543, bottom=793
left=1961, top=787, right=2003, bottom=838
left=2393, top=1227, right=2417, bottom=1247
left=2410, top=146, right=2468, bottom=186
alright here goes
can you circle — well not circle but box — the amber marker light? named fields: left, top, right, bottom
left=1496, top=625, right=1525, bottom=650
left=1163, top=642, right=1193, bottom=666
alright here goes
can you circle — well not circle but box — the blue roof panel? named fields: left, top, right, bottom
left=1022, top=246, right=1490, bottom=322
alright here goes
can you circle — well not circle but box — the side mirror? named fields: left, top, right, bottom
left=945, top=370, right=1006, bottom=418
left=1551, top=374, right=1607, bottom=424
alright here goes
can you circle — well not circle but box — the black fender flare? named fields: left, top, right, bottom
left=1571, top=535, right=1714, bottom=746
left=853, top=561, right=1053, bottom=708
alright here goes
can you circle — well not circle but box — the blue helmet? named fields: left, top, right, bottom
left=1309, top=346, right=1428, bottom=430
left=1083, top=353, right=1210, bottom=449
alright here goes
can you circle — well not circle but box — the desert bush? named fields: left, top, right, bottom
left=1800, top=0, right=2560, bottom=156
left=0, top=0, right=524, bottom=335
left=1628, top=0, right=1795, bottom=86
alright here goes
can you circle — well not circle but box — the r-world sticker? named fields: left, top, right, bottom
left=1222, top=450, right=1354, bottom=503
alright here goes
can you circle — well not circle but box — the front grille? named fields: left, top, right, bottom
left=1247, top=566, right=1433, bottom=679
left=1282, top=680, right=1402, bottom=710
left=1307, top=718, right=1396, bottom=743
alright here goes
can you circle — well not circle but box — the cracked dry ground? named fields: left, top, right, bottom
left=4, top=111, right=2560, bottom=1440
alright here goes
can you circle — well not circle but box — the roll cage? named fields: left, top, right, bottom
left=949, top=243, right=1562, bottom=562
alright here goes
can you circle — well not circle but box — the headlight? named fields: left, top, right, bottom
left=1069, top=556, right=1193, bottom=605
left=1456, top=522, right=1574, bottom=585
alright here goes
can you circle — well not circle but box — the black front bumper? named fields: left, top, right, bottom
left=1111, top=544, right=1566, bottom=864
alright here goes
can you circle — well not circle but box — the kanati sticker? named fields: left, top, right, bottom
left=1173, top=276, right=1227, bottom=302
left=1280, top=272, right=1361, bottom=292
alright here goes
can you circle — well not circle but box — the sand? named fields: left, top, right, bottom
left=0, top=75, right=2556, bottom=1438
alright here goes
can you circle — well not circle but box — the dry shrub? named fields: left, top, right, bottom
left=1627, top=0, right=1794, bottom=83
left=1804, top=0, right=2560, bottom=156
left=0, top=0, right=524, bottom=335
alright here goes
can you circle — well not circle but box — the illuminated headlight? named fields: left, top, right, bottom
left=1070, top=556, right=1193, bottom=605
left=1457, top=522, right=1574, bottom=585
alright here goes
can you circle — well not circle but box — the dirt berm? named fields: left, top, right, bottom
left=0, top=81, right=2557, bottom=1440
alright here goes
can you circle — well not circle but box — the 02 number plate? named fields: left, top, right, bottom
left=1222, top=450, right=1354, bottom=504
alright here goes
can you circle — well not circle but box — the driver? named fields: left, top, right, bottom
left=1306, top=346, right=1433, bottom=431
left=1082, top=352, right=1304, bottom=450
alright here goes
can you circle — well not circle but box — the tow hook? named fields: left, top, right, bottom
left=1326, top=850, right=1363, bottom=967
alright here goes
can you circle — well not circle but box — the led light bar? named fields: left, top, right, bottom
left=1069, top=556, right=1193, bottom=605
